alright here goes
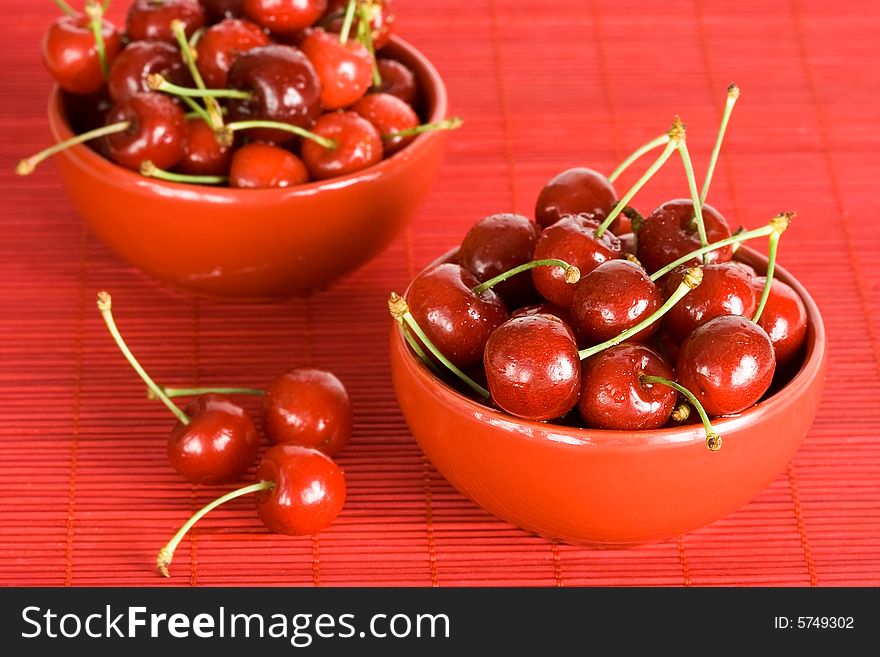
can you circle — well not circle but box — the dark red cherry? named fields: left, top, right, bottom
left=104, top=93, right=187, bottom=171
left=660, top=262, right=757, bottom=343
left=244, top=0, right=328, bottom=34
left=532, top=213, right=622, bottom=308
left=108, top=41, right=190, bottom=103
left=226, top=44, right=322, bottom=142
left=457, top=213, right=540, bottom=308
left=254, top=443, right=346, bottom=535
left=300, top=111, right=382, bottom=180
left=676, top=315, right=776, bottom=416
left=484, top=314, right=581, bottom=421
left=636, top=199, right=733, bottom=274
left=752, top=277, right=808, bottom=367
left=177, top=117, right=234, bottom=176
left=570, top=259, right=661, bottom=345
left=199, top=0, right=246, bottom=21
left=578, top=343, right=676, bottom=430
left=373, top=58, right=418, bottom=106
left=167, top=393, right=260, bottom=484
left=325, top=0, right=395, bottom=49
left=195, top=18, right=271, bottom=89
left=535, top=167, right=618, bottom=228
left=62, top=89, right=114, bottom=135
left=511, top=301, right=574, bottom=330
left=350, top=92, right=418, bottom=156
left=406, top=263, right=508, bottom=369
left=42, top=13, right=123, bottom=95
left=261, top=368, right=352, bottom=456
left=618, top=232, right=636, bottom=256
left=300, top=28, right=373, bottom=109
left=229, top=142, right=309, bottom=188
left=126, top=0, right=206, bottom=43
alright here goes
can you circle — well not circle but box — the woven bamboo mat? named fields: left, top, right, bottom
left=1, top=0, right=878, bottom=587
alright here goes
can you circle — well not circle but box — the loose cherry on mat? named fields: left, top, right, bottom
left=194, top=17, right=271, bottom=89
left=350, top=92, right=418, bottom=156
left=96, top=292, right=260, bottom=484
left=373, top=58, right=418, bottom=106
left=534, top=167, right=618, bottom=228
left=300, top=27, right=374, bottom=110
left=107, top=40, right=191, bottom=103
left=156, top=443, right=346, bottom=577
left=126, top=0, right=206, bottom=43
left=483, top=314, right=582, bottom=421
left=243, top=0, right=328, bottom=33
left=300, top=111, right=383, bottom=179
left=176, top=116, right=235, bottom=176
left=751, top=276, right=808, bottom=367
left=229, top=142, right=310, bottom=188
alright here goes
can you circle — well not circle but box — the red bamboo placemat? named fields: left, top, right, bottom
left=1, top=0, right=878, bottom=587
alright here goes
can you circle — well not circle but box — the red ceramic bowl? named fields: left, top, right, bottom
left=390, top=247, right=826, bottom=545
left=48, top=37, right=448, bottom=299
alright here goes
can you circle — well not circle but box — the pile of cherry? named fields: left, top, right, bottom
left=390, top=86, right=808, bottom=452
left=19, top=0, right=459, bottom=188
left=96, top=292, right=351, bottom=577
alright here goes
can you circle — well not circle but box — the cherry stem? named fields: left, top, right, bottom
left=471, top=258, right=579, bottom=295
left=388, top=293, right=490, bottom=399
left=383, top=116, right=464, bottom=140
left=148, top=73, right=253, bottom=100
left=607, top=133, right=670, bottom=184
left=153, top=386, right=265, bottom=399
left=640, top=375, right=721, bottom=451
left=595, top=119, right=684, bottom=238
left=752, top=214, right=792, bottom=323
left=339, top=0, right=357, bottom=44
left=358, top=4, right=381, bottom=86
left=85, top=1, right=109, bottom=80
left=221, top=120, right=337, bottom=150
left=157, top=481, right=275, bottom=577
left=578, top=267, right=703, bottom=360
left=140, top=161, right=227, bottom=185
left=401, top=324, right=443, bottom=377
left=171, top=20, right=223, bottom=129
left=188, top=26, right=205, bottom=50
left=96, top=291, right=190, bottom=426
left=701, top=84, right=740, bottom=205
left=16, top=120, right=130, bottom=176
left=181, top=96, right=214, bottom=125
left=677, top=138, right=709, bottom=263
left=53, top=0, right=76, bottom=16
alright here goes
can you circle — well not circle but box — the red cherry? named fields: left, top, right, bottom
left=229, top=142, right=310, bottom=188
left=167, top=393, right=260, bottom=484
left=42, top=13, right=122, bottom=95
left=104, top=93, right=187, bottom=171
left=254, top=443, right=346, bottom=535
left=531, top=213, right=622, bottom=308
left=226, top=44, right=322, bottom=142
left=752, top=277, right=808, bottom=367
left=373, top=58, right=418, bottom=106
left=350, top=92, right=418, bottom=156
left=300, top=28, right=373, bottom=110
left=457, top=213, right=540, bottom=308
left=126, top=0, right=206, bottom=43
left=483, top=314, right=581, bottom=421
left=200, top=0, right=246, bottom=21
left=325, top=0, right=395, bottom=49
left=300, top=111, right=382, bottom=180
left=243, top=0, right=328, bottom=34
left=195, top=18, right=271, bottom=89
left=108, top=41, right=190, bottom=103
left=405, top=263, right=508, bottom=369
left=578, top=343, right=677, bottom=430
left=261, top=368, right=352, bottom=456
left=62, top=89, right=114, bottom=135
left=511, top=301, right=574, bottom=329
left=570, top=259, right=662, bottom=345
left=676, top=315, right=776, bottom=416
left=636, top=199, right=733, bottom=274
left=177, top=117, right=234, bottom=176
left=534, top=168, right=618, bottom=228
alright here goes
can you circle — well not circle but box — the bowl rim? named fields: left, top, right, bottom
left=393, top=245, right=827, bottom=450
left=47, top=35, right=448, bottom=195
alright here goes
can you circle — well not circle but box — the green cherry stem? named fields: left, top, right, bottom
left=16, top=121, right=131, bottom=176
left=219, top=121, right=337, bottom=149
left=152, top=386, right=265, bottom=399
left=388, top=293, right=490, bottom=399
left=171, top=20, right=223, bottom=129
left=53, top=0, right=77, bottom=15
left=181, top=96, right=214, bottom=125
left=676, top=134, right=709, bottom=262
left=401, top=324, right=443, bottom=377
left=358, top=3, right=382, bottom=86
left=579, top=267, right=703, bottom=360
left=701, top=84, right=740, bottom=205
left=157, top=481, right=275, bottom=577
left=640, top=374, right=721, bottom=451
left=339, top=0, right=358, bottom=44
left=383, top=116, right=463, bottom=140
left=96, top=291, right=190, bottom=425
left=140, top=161, right=228, bottom=185
left=188, top=26, right=206, bottom=50
left=607, top=133, right=670, bottom=184
left=85, top=1, right=109, bottom=79
left=148, top=73, right=253, bottom=100
left=752, top=212, right=793, bottom=323
left=471, top=259, right=579, bottom=295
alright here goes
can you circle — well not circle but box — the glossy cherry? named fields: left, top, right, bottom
left=484, top=314, right=581, bottom=421
left=676, top=314, right=776, bottom=416
left=350, top=92, right=418, bottom=156
left=195, top=18, right=271, bottom=89
left=531, top=212, right=622, bottom=308
left=42, top=12, right=122, bottom=95
left=374, top=58, right=418, bottom=106
left=570, top=259, right=662, bottom=345
left=200, top=0, right=246, bottom=21
left=229, top=142, right=309, bottom=187
left=226, top=44, right=322, bottom=142
left=300, top=28, right=373, bottom=110
left=752, top=276, right=808, bottom=367
left=636, top=199, right=733, bottom=274
left=262, top=368, right=353, bottom=456
left=177, top=116, right=234, bottom=176
left=300, top=111, right=382, bottom=179
left=325, top=0, right=395, bottom=50
left=104, top=93, right=187, bottom=171
left=108, top=41, right=190, bottom=103
left=534, top=167, right=618, bottom=228
left=511, top=301, right=574, bottom=329
left=126, top=0, right=206, bottom=42
left=578, top=343, right=677, bottom=430
left=405, top=262, right=508, bottom=370
left=243, top=0, right=328, bottom=33
left=457, top=213, right=540, bottom=308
